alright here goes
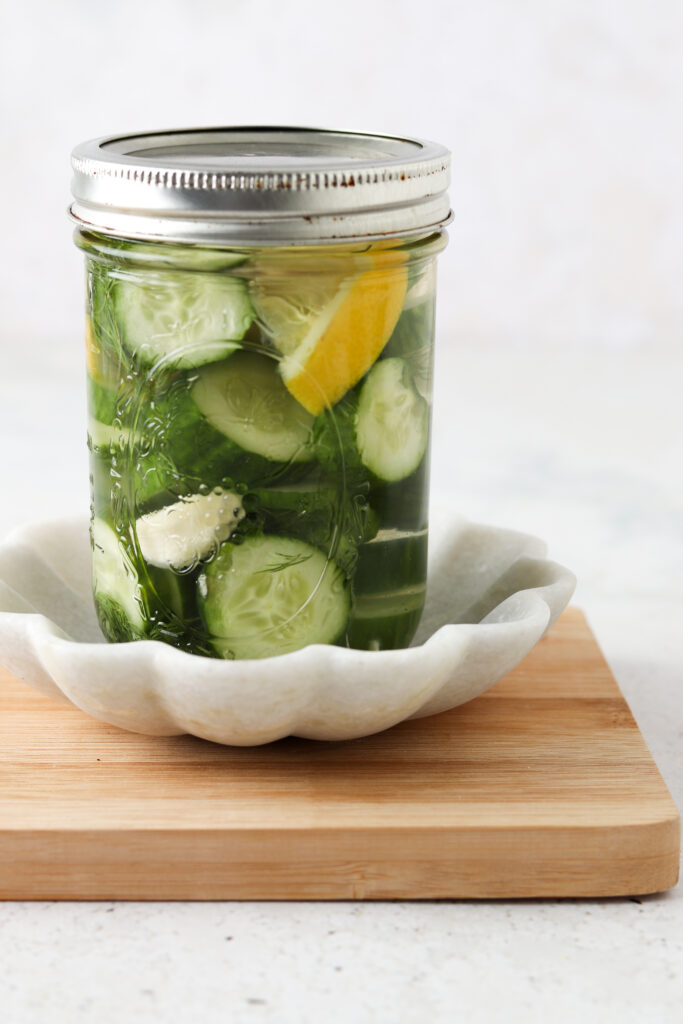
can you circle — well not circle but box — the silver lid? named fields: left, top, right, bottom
left=70, top=126, right=451, bottom=246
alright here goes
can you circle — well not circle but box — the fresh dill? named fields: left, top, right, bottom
left=255, top=551, right=313, bottom=574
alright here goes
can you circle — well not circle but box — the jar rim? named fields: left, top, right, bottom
left=70, top=125, right=452, bottom=246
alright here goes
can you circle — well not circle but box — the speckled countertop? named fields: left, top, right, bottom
left=1, top=327, right=681, bottom=1023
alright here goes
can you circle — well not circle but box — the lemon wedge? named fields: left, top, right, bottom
left=253, top=254, right=408, bottom=415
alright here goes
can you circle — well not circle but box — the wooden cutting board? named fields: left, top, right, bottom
left=0, top=608, right=678, bottom=900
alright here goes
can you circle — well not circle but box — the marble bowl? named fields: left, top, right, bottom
left=0, top=511, right=575, bottom=745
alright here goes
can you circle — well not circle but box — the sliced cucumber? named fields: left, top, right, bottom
left=115, top=269, right=254, bottom=368
left=198, top=534, right=349, bottom=660
left=109, top=239, right=247, bottom=272
left=191, top=350, right=315, bottom=463
left=355, top=357, right=429, bottom=483
left=347, top=529, right=428, bottom=650
left=88, top=420, right=134, bottom=453
left=135, top=489, right=245, bottom=570
left=91, top=518, right=145, bottom=638
left=88, top=417, right=145, bottom=454
left=91, top=379, right=313, bottom=523
left=91, top=516, right=213, bottom=651
left=352, top=528, right=428, bottom=595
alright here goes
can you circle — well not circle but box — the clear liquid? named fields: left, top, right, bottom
left=82, top=232, right=439, bottom=657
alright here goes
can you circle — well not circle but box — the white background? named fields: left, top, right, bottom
left=1, top=2, right=682, bottom=1022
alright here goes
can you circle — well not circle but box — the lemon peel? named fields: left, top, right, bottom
left=256, top=252, right=408, bottom=414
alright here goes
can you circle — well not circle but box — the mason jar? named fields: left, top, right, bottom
left=70, top=127, right=451, bottom=659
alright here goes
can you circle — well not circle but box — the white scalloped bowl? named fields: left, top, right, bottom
left=0, top=510, right=575, bottom=745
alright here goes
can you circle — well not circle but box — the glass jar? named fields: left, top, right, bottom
left=70, top=128, right=451, bottom=660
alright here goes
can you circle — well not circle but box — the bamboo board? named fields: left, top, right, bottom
left=0, top=608, right=679, bottom=900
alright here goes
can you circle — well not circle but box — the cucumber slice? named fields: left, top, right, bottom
left=347, top=529, right=428, bottom=650
left=191, top=350, right=315, bottom=463
left=198, top=534, right=349, bottom=659
left=355, top=357, right=429, bottom=483
left=135, top=489, right=245, bottom=570
left=110, top=239, right=247, bottom=272
left=115, top=269, right=254, bottom=368
left=88, top=418, right=141, bottom=453
left=91, top=518, right=145, bottom=639
left=91, top=515, right=213, bottom=652
left=91, top=379, right=313, bottom=524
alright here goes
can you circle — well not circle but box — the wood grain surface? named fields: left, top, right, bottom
left=0, top=608, right=679, bottom=899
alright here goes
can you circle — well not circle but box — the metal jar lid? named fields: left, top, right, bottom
left=70, top=126, right=452, bottom=246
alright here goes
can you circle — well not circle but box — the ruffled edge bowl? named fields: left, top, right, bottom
left=0, top=511, right=576, bottom=744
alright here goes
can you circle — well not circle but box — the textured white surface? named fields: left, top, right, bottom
left=1, top=1, right=682, bottom=1020
left=0, top=898, right=681, bottom=1024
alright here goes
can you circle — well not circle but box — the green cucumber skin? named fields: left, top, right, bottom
left=352, top=530, right=428, bottom=597
left=91, top=512, right=214, bottom=654
left=345, top=531, right=428, bottom=650
left=345, top=606, right=424, bottom=651
left=95, top=574, right=210, bottom=655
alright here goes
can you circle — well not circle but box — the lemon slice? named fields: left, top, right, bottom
left=253, top=254, right=408, bottom=415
